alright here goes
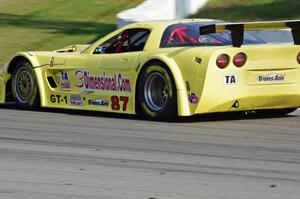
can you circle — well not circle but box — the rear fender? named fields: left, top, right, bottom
left=139, top=55, right=191, bottom=116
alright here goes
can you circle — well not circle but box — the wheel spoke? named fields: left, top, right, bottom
left=14, top=68, right=35, bottom=103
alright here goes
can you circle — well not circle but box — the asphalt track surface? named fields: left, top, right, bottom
left=0, top=104, right=299, bottom=199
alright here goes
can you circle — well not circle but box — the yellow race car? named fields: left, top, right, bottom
left=0, top=19, right=300, bottom=119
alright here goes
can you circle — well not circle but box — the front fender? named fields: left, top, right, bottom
left=0, top=72, right=11, bottom=103
left=3, top=52, right=42, bottom=73
left=1, top=52, right=53, bottom=105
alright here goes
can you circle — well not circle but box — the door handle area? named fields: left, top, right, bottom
left=121, top=57, right=130, bottom=62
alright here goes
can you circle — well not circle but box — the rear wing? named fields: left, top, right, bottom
left=199, top=20, right=300, bottom=47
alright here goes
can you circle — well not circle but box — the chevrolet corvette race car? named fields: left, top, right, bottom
left=0, top=19, right=300, bottom=119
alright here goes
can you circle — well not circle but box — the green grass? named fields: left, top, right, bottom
left=0, top=0, right=143, bottom=66
left=2, top=0, right=299, bottom=67
left=192, top=0, right=300, bottom=21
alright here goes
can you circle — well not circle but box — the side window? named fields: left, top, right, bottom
left=94, top=28, right=150, bottom=54
left=129, top=30, right=150, bottom=52
left=93, top=33, right=120, bottom=54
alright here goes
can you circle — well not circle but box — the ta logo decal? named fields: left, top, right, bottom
left=60, top=71, right=71, bottom=90
left=224, top=74, right=237, bottom=85
left=61, top=71, right=69, bottom=81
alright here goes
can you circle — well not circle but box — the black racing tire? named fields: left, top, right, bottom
left=11, top=60, right=40, bottom=108
left=137, top=61, right=177, bottom=120
left=255, top=108, right=297, bottom=116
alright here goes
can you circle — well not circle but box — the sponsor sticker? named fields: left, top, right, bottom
left=70, top=94, right=83, bottom=106
left=50, top=94, right=68, bottom=104
left=188, top=93, right=199, bottom=104
left=258, top=73, right=285, bottom=82
left=60, top=71, right=71, bottom=90
left=224, top=74, right=237, bottom=85
left=88, top=98, right=109, bottom=107
left=74, top=70, right=131, bottom=92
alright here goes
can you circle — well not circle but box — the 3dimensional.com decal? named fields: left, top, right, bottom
left=75, top=70, right=131, bottom=92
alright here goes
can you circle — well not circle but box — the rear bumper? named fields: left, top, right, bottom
left=194, top=83, right=300, bottom=115
left=0, top=73, right=11, bottom=103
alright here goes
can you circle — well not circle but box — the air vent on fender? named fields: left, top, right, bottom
left=47, top=76, right=57, bottom=88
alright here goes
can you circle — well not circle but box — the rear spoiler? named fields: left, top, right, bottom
left=199, top=20, right=300, bottom=47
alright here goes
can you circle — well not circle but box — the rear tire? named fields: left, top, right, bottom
left=137, top=62, right=177, bottom=120
left=11, top=60, right=40, bottom=108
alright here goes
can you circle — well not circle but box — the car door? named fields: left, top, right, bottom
left=84, top=28, right=150, bottom=113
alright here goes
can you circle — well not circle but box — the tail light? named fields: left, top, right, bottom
left=233, top=53, right=247, bottom=67
left=216, top=54, right=230, bottom=69
left=297, top=52, right=300, bottom=64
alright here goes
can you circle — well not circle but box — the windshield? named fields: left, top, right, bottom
left=160, top=22, right=266, bottom=48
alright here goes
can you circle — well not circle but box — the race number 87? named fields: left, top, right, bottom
left=111, top=96, right=129, bottom=111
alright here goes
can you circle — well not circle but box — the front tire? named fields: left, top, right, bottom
left=11, top=60, right=40, bottom=108
left=137, top=62, right=177, bottom=120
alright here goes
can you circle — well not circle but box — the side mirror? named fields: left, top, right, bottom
left=94, top=46, right=107, bottom=54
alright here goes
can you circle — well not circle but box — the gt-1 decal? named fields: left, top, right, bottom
left=75, top=70, right=131, bottom=92
left=50, top=94, right=83, bottom=106
left=50, top=94, right=68, bottom=104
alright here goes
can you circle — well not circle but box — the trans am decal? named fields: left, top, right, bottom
left=75, top=70, right=131, bottom=92
left=88, top=98, right=109, bottom=107
left=258, top=73, right=285, bottom=82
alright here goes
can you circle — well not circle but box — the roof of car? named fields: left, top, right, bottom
left=123, top=18, right=218, bottom=29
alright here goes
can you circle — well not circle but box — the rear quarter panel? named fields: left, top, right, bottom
left=190, top=44, right=300, bottom=114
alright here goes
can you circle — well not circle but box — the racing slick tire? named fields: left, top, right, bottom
left=137, top=62, right=177, bottom=120
left=255, top=108, right=297, bottom=116
left=11, top=60, right=40, bottom=108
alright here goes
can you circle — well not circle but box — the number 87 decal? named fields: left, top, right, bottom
left=111, top=96, right=129, bottom=111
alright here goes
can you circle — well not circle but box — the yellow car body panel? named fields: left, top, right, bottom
left=0, top=72, right=11, bottom=103
left=1, top=19, right=300, bottom=116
